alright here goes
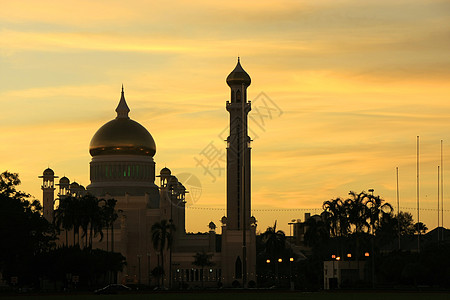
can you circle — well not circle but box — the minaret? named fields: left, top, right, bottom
left=221, top=58, right=256, bottom=287
left=226, top=57, right=252, bottom=230
left=39, top=168, right=58, bottom=222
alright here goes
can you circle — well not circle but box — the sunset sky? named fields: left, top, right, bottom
left=1, top=0, right=450, bottom=233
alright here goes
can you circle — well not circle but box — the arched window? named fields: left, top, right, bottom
left=235, top=256, right=242, bottom=279
left=236, top=90, right=241, bottom=102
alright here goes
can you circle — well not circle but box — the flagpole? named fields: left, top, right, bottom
left=417, top=136, right=420, bottom=253
left=441, top=140, right=444, bottom=241
left=438, top=165, right=440, bottom=244
left=397, top=167, right=400, bottom=250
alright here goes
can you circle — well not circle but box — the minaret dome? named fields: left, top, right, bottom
left=226, top=57, right=251, bottom=87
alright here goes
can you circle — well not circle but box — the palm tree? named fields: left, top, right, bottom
left=261, top=221, right=287, bottom=285
left=151, top=219, right=176, bottom=288
left=100, top=198, right=120, bottom=252
left=55, top=195, right=82, bottom=246
left=261, top=220, right=286, bottom=261
left=192, top=251, right=215, bottom=288
left=322, top=198, right=348, bottom=237
left=54, top=196, right=73, bottom=246
left=366, top=193, right=393, bottom=235
left=55, top=194, right=109, bottom=249
left=77, top=194, right=104, bottom=248
left=345, top=191, right=371, bottom=234
left=414, top=222, right=428, bottom=234
left=304, top=216, right=329, bottom=249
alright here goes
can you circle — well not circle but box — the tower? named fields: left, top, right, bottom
left=222, top=58, right=256, bottom=286
left=39, top=168, right=58, bottom=222
left=226, top=57, right=252, bottom=230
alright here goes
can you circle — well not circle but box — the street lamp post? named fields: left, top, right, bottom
left=289, top=257, right=294, bottom=290
left=147, top=252, right=151, bottom=286
left=277, top=258, right=282, bottom=286
left=137, top=255, right=142, bottom=285
left=335, top=256, right=340, bottom=289
left=331, top=255, right=336, bottom=289
left=172, top=263, right=180, bottom=289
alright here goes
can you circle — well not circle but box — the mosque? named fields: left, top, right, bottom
left=39, top=59, right=257, bottom=287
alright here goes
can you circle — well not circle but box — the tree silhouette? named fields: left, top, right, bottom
left=345, top=191, right=371, bottom=234
left=79, top=194, right=104, bottom=248
left=55, top=196, right=82, bottom=246
left=0, top=171, right=55, bottom=284
left=151, top=219, right=176, bottom=288
left=100, top=198, right=121, bottom=252
left=304, top=216, right=329, bottom=249
left=414, top=222, right=428, bottom=234
left=366, top=193, right=393, bottom=235
left=261, top=220, right=286, bottom=261
left=396, top=212, right=415, bottom=235
left=55, top=194, right=121, bottom=249
left=322, top=198, right=348, bottom=238
left=192, top=250, right=214, bottom=287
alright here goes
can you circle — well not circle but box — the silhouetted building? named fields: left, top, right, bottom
left=39, top=59, right=257, bottom=287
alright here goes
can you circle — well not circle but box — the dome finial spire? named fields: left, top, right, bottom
left=116, top=85, right=130, bottom=119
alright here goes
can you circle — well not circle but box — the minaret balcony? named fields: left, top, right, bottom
left=226, top=101, right=252, bottom=112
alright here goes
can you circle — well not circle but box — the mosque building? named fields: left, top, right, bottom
left=39, top=59, right=257, bottom=287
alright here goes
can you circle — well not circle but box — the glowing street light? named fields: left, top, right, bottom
left=289, top=257, right=294, bottom=290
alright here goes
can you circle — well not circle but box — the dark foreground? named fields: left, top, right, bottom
left=1, top=291, right=450, bottom=300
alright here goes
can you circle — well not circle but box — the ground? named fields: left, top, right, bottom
left=1, top=291, right=450, bottom=300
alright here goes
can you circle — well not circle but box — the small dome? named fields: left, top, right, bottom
left=209, top=221, right=216, bottom=230
left=226, top=58, right=251, bottom=87
left=160, top=167, right=171, bottom=176
left=89, top=87, right=156, bottom=157
left=59, top=176, right=70, bottom=185
left=43, top=168, right=54, bottom=176
left=70, top=182, right=79, bottom=188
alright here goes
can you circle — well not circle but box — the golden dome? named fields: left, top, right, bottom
left=226, top=57, right=251, bottom=87
left=89, top=87, right=156, bottom=157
